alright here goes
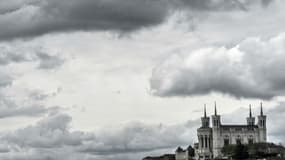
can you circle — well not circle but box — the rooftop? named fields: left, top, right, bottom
left=221, top=124, right=258, bottom=128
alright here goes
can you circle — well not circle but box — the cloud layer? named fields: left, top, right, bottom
left=0, top=103, right=285, bottom=160
left=0, top=0, right=272, bottom=40
left=150, top=33, right=285, bottom=99
left=0, top=113, right=199, bottom=160
left=0, top=43, right=65, bottom=69
left=0, top=43, right=65, bottom=119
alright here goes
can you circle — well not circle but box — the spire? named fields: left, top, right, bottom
left=204, top=104, right=207, bottom=117
left=214, top=101, right=217, bottom=116
left=249, top=104, right=252, bottom=118
left=260, top=102, right=263, bottom=116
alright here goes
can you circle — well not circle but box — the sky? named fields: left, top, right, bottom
left=1, top=0, right=285, bottom=159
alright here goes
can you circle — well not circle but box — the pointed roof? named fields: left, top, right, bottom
left=204, top=104, right=207, bottom=117
left=187, top=145, right=193, bottom=150
left=249, top=104, right=252, bottom=118
left=214, top=101, right=217, bottom=116
left=176, top=146, right=184, bottom=152
left=187, top=145, right=194, bottom=152
left=260, top=102, right=263, bottom=116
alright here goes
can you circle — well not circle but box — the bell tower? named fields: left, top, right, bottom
left=212, top=102, right=221, bottom=158
left=212, top=102, right=221, bottom=128
left=197, top=104, right=213, bottom=159
left=258, top=102, right=267, bottom=142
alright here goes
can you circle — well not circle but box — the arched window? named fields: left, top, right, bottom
left=236, top=135, right=241, bottom=144
left=224, top=135, right=229, bottom=146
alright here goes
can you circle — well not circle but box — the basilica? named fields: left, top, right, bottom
left=195, top=103, right=267, bottom=160
left=144, top=103, right=269, bottom=160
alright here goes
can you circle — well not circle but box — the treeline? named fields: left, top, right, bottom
left=220, top=142, right=285, bottom=159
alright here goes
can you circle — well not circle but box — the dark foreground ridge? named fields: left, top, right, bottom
left=142, top=142, right=285, bottom=160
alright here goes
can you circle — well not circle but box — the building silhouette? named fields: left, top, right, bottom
left=196, top=102, right=267, bottom=160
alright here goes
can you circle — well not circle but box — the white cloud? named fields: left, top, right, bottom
left=150, top=33, right=285, bottom=99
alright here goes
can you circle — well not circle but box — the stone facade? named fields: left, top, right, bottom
left=196, top=103, right=267, bottom=160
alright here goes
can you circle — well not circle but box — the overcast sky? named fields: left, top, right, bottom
left=1, top=0, right=285, bottom=159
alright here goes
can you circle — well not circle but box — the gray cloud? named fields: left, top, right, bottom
left=0, top=43, right=64, bottom=119
left=266, top=102, right=285, bottom=141
left=150, top=33, right=285, bottom=100
left=0, top=72, right=13, bottom=88
left=0, top=114, right=93, bottom=160
left=78, top=119, right=198, bottom=156
left=36, top=52, right=65, bottom=70
left=0, top=113, right=199, bottom=160
left=3, top=114, right=83, bottom=148
left=0, top=96, right=60, bottom=119
left=0, top=0, right=38, bottom=14
left=175, top=0, right=249, bottom=11
left=261, top=0, right=274, bottom=7
left=29, top=87, right=62, bottom=101
left=0, top=0, right=273, bottom=40
left=1, top=104, right=285, bottom=160
left=0, top=43, right=65, bottom=69
left=0, top=48, right=27, bottom=65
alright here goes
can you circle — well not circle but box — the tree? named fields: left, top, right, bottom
left=221, top=144, right=235, bottom=157
left=232, top=143, right=249, bottom=159
left=222, top=142, right=285, bottom=159
left=187, top=145, right=195, bottom=157
left=221, top=143, right=249, bottom=159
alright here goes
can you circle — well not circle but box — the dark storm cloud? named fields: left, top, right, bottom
left=0, top=0, right=170, bottom=40
left=150, top=33, right=285, bottom=100
left=0, top=0, right=273, bottom=40
left=175, top=0, right=249, bottom=11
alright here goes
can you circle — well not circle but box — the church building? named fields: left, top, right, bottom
left=196, top=103, right=267, bottom=160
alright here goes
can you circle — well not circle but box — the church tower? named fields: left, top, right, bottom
left=195, top=102, right=268, bottom=160
left=258, top=102, right=267, bottom=142
left=197, top=104, right=212, bottom=160
left=212, top=102, right=221, bottom=158
left=247, top=104, right=255, bottom=126
left=201, top=104, right=210, bottom=128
